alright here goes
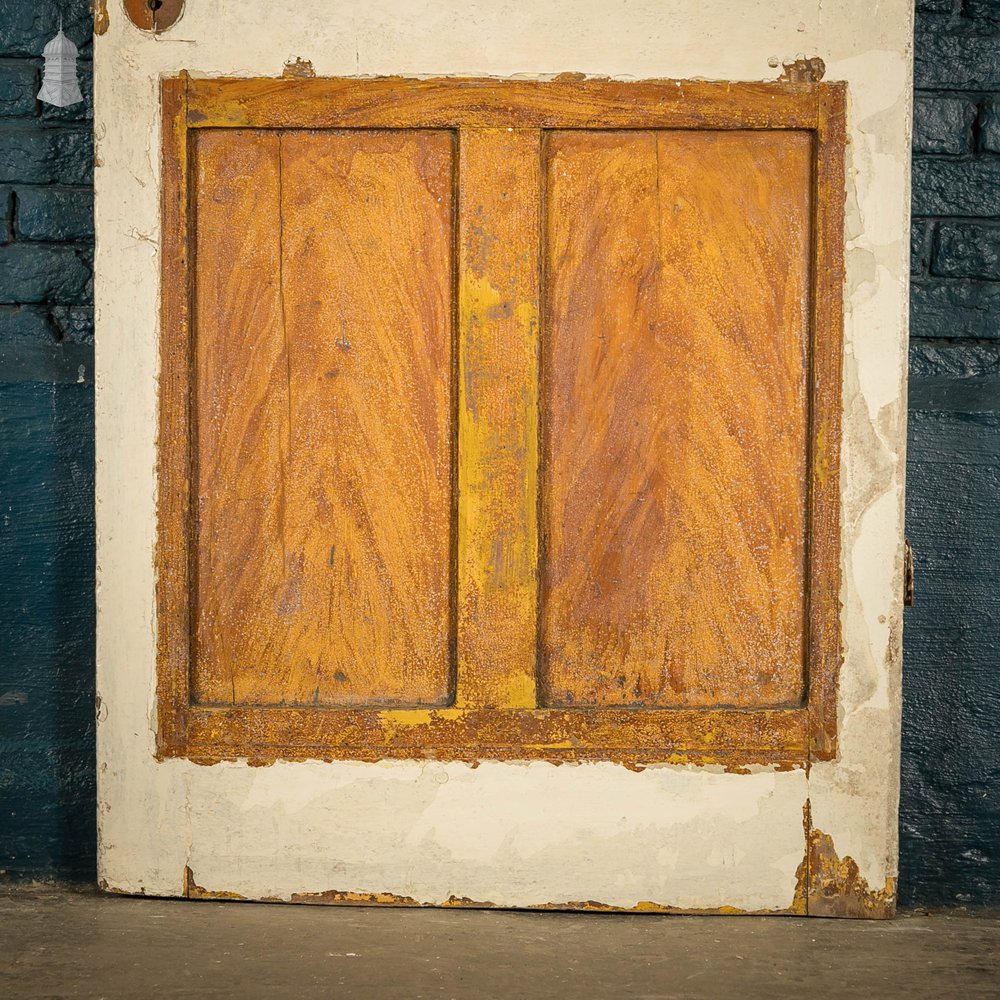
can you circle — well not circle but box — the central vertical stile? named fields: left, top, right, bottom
left=454, top=128, right=543, bottom=709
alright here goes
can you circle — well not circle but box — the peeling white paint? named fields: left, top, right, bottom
left=95, top=0, right=912, bottom=909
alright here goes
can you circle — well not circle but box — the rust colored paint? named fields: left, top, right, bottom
left=179, top=870, right=794, bottom=914
left=156, top=76, right=846, bottom=767
left=803, top=86, right=847, bottom=763
left=123, top=0, right=185, bottom=33
left=541, top=129, right=811, bottom=709
left=793, top=804, right=896, bottom=918
left=291, top=889, right=423, bottom=906
left=191, top=128, right=454, bottom=708
left=282, top=58, right=316, bottom=79
left=176, top=704, right=808, bottom=769
left=92, top=0, right=109, bottom=36
left=181, top=77, right=826, bottom=130
left=779, top=57, right=827, bottom=83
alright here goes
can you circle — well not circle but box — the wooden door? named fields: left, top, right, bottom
left=157, top=78, right=844, bottom=770
left=96, top=0, right=914, bottom=920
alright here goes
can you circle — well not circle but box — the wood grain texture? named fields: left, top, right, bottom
left=155, top=77, right=847, bottom=764
left=805, top=87, right=846, bottom=759
left=191, top=128, right=455, bottom=707
left=541, top=130, right=812, bottom=708
left=181, top=705, right=807, bottom=768
left=156, top=74, right=192, bottom=752
left=185, top=77, right=822, bottom=131
left=455, top=129, right=540, bottom=709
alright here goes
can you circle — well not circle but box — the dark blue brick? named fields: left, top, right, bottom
left=15, top=186, right=93, bottom=241
left=913, top=97, right=975, bottom=155
left=981, top=99, right=1000, bottom=154
left=0, top=245, right=91, bottom=304
left=0, top=125, right=91, bottom=185
left=915, top=33, right=1000, bottom=89
left=0, top=2, right=92, bottom=59
left=912, top=157, right=1000, bottom=217
left=912, top=219, right=935, bottom=276
left=910, top=278, right=1000, bottom=339
left=909, top=339, right=1000, bottom=411
left=0, top=304, right=56, bottom=343
left=0, top=59, right=38, bottom=118
left=965, top=0, right=1000, bottom=29
left=916, top=0, right=958, bottom=13
left=50, top=305, right=92, bottom=344
left=910, top=339, right=1000, bottom=380
left=0, top=305, right=93, bottom=347
left=934, top=223, right=1000, bottom=279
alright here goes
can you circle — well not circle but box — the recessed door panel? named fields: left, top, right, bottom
left=155, top=79, right=844, bottom=768
left=541, top=129, right=812, bottom=708
left=192, top=128, right=455, bottom=708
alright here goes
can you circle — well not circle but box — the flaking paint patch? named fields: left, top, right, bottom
left=92, top=0, right=110, bottom=36
left=184, top=865, right=247, bottom=900
left=283, top=57, right=316, bottom=78
left=183, top=871, right=801, bottom=914
left=777, top=55, right=825, bottom=82
left=292, top=888, right=424, bottom=906
left=796, top=831, right=896, bottom=919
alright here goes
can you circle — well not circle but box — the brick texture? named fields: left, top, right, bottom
left=0, top=5, right=92, bottom=346
left=0, top=0, right=96, bottom=888
left=903, top=3, right=1000, bottom=908
left=15, top=186, right=94, bottom=241
left=913, top=96, right=975, bottom=154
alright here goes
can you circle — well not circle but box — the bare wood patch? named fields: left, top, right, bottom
left=793, top=803, right=896, bottom=918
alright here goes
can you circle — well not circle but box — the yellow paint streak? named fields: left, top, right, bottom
left=456, top=277, right=538, bottom=593
left=455, top=278, right=538, bottom=708
left=454, top=129, right=541, bottom=715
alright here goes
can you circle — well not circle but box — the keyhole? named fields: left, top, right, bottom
left=147, top=0, right=163, bottom=9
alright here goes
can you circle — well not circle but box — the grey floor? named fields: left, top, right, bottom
left=1, top=889, right=998, bottom=999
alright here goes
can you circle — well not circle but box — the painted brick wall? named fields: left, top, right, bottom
left=902, top=0, right=1000, bottom=907
left=0, top=2, right=997, bottom=905
left=0, top=0, right=95, bottom=882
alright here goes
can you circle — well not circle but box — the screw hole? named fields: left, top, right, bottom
left=148, top=0, right=163, bottom=10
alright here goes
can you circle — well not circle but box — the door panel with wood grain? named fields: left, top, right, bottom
left=157, top=78, right=844, bottom=766
left=192, top=128, right=455, bottom=708
left=541, top=129, right=812, bottom=709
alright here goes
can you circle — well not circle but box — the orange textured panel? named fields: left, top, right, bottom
left=157, top=77, right=845, bottom=764
left=541, top=130, right=812, bottom=708
left=455, top=129, right=541, bottom=709
left=191, top=128, right=455, bottom=707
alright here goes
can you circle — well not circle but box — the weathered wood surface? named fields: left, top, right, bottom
left=185, top=77, right=824, bottom=130
left=541, top=129, right=811, bottom=708
left=180, top=705, right=807, bottom=767
left=192, top=128, right=454, bottom=707
left=156, top=76, right=845, bottom=764
left=455, top=129, right=541, bottom=709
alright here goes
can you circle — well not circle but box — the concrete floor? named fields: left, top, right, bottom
left=1, top=889, right=998, bottom=999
